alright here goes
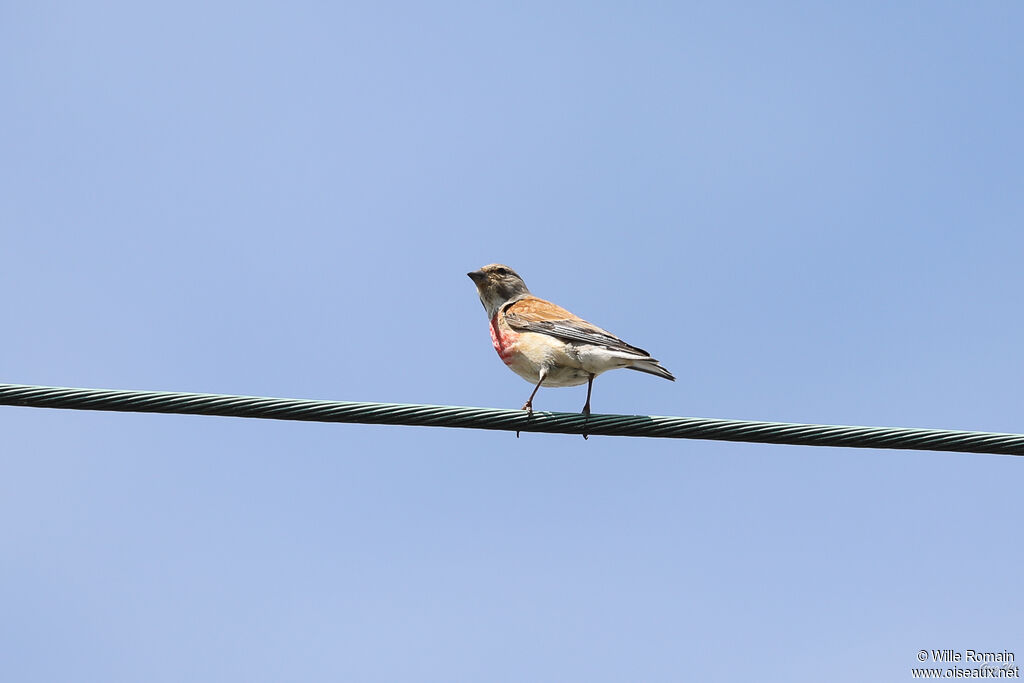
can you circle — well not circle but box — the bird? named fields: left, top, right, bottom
left=467, top=264, right=674, bottom=427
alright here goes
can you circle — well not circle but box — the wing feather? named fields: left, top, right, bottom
left=503, top=297, right=651, bottom=356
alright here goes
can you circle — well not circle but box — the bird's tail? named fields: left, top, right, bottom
left=626, top=358, right=676, bottom=381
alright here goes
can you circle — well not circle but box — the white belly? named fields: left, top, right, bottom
left=504, top=331, right=640, bottom=387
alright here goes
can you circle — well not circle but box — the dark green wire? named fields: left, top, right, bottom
left=1, top=382, right=1022, bottom=456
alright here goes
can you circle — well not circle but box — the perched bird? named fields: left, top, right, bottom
left=467, top=264, right=674, bottom=419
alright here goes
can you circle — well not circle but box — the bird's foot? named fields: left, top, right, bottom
left=581, top=405, right=590, bottom=440
left=517, top=401, right=535, bottom=438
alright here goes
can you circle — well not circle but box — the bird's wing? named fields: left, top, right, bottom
left=503, top=296, right=650, bottom=356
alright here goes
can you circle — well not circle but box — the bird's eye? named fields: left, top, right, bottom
left=496, top=267, right=509, bottom=276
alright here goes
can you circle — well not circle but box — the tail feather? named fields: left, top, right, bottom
left=626, top=359, right=675, bottom=381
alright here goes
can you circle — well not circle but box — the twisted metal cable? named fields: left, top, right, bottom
left=1, top=382, right=1022, bottom=455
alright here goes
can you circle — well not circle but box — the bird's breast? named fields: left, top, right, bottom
left=489, top=314, right=520, bottom=364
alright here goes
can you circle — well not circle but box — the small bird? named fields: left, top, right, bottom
left=467, top=264, right=674, bottom=422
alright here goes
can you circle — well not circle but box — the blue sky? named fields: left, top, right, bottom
left=2, top=2, right=1022, bottom=681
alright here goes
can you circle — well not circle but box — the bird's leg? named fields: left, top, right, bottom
left=581, top=374, right=595, bottom=415
left=521, top=370, right=547, bottom=414
left=518, top=369, right=547, bottom=438
left=581, top=373, right=595, bottom=440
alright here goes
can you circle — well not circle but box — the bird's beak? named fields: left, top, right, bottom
left=467, top=270, right=485, bottom=284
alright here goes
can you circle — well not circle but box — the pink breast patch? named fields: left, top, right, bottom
left=489, top=315, right=519, bottom=364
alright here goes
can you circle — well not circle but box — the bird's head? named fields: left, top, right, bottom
left=467, top=264, right=530, bottom=317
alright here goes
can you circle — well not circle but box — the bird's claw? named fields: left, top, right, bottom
left=517, top=402, right=534, bottom=438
